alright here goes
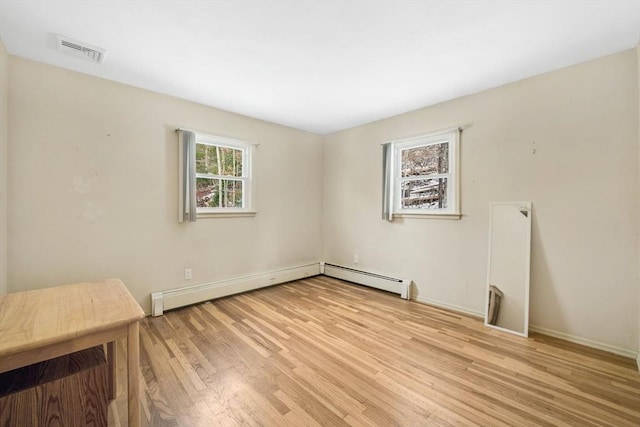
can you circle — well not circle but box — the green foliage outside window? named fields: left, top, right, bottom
left=195, top=143, right=244, bottom=208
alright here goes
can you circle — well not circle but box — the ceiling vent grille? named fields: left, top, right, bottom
left=56, top=35, right=106, bottom=64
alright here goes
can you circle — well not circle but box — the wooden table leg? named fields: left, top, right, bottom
left=107, top=341, right=116, bottom=400
left=127, top=321, right=140, bottom=427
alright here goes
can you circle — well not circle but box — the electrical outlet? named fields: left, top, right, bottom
left=184, top=268, right=192, bottom=280
left=354, top=254, right=359, bottom=264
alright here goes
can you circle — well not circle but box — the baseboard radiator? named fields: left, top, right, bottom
left=151, top=262, right=321, bottom=317
left=151, top=261, right=411, bottom=317
left=321, top=262, right=411, bottom=300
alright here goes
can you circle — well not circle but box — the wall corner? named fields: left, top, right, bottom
left=0, top=38, right=8, bottom=296
left=636, top=41, right=640, bottom=361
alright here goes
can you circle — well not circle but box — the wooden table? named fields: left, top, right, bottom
left=0, top=279, right=145, bottom=426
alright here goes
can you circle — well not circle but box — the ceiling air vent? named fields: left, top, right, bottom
left=56, top=35, right=106, bottom=64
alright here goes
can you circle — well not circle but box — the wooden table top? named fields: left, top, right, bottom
left=0, top=278, right=145, bottom=358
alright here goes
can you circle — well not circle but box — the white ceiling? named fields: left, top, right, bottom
left=0, top=1, right=639, bottom=135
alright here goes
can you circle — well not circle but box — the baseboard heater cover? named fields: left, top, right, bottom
left=151, top=262, right=321, bottom=316
left=321, top=262, right=410, bottom=299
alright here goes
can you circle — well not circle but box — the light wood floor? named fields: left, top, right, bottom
left=108, top=276, right=640, bottom=426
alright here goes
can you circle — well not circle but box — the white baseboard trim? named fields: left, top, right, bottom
left=413, top=297, right=639, bottom=363
left=528, top=325, right=638, bottom=360
left=151, top=262, right=321, bottom=316
left=413, top=296, right=484, bottom=319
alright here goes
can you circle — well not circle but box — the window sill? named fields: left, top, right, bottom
left=197, top=211, right=257, bottom=219
left=393, top=212, right=461, bottom=220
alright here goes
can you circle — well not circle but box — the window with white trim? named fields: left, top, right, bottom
left=195, top=134, right=252, bottom=212
left=178, top=129, right=255, bottom=221
left=385, top=130, right=460, bottom=218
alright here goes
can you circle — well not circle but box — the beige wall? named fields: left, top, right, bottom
left=7, top=57, right=323, bottom=313
left=0, top=40, right=8, bottom=296
left=5, top=48, right=640, bottom=355
left=322, top=50, right=639, bottom=352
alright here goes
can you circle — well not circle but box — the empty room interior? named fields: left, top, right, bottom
left=0, top=1, right=639, bottom=426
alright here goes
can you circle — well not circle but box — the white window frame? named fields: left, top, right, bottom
left=176, top=128, right=258, bottom=222
left=391, top=130, right=460, bottom=219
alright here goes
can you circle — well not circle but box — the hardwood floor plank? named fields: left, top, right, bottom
left=274, top=368, right=348, bottom=426
left=165, top=339, right=207, bottom=392
left=279, top=333, right=433, bottom=423
left=107, top=276, right=640, bottom=426
left=274, top=389, right=324, bottom=427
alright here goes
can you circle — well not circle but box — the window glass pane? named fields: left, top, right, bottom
left=196, top=178, right=243, bottom=208
left=196, top=144, right=243, bottom=177
left=196, top=177, right=218, bottom=208
left=400, top=178, right=448, bottom=209
left=401, top=142, right=449, bottom=177
left=196, top=144, right=219, bottom=175
left=219, top=147, right=243, bottom=177
left=219, top=180, right=243, bottom=208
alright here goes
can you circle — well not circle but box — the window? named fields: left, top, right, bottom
left=179, top=130, right=255, bottom=221
left=195, top=135, right=251, bottom=211
left=383, top=130, right=460, bottom=219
